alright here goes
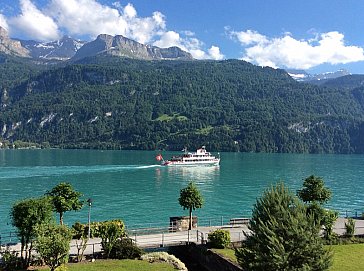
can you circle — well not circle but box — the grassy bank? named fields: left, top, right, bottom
left=212, top=243, right=364, bottom=271
left=29, top=259, right=175, bottom=271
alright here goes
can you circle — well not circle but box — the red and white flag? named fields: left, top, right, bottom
left=155, top=154, right=163, bottom=161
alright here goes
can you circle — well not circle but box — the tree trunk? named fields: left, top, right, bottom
left=20, top=237, right=25, bottom=266
left=60, top=212, right=63, bottom=225
left=27, top=242, right=33, bottom=268
left=189, top=207, right=192, bottom=230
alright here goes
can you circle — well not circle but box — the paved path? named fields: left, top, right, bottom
left=2, top=218, right=364, bottom=255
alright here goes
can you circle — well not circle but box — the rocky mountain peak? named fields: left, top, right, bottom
left=18, top=35, right=87, bottom=60
left=0, top=26, right=30, bottom=57
left=73, top=33, right=193, bottom=61
left=0, top=26, right=8, bottom=39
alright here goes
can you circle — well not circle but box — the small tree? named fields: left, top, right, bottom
left=178, top=182, right=203, bottom=230
left=322, top=209, right=339, bottom=240
left=72, top=222, right=89, bottom=262
left=345, top=218, right=356, bottom=238
left=96, top=220, right=125, bottom=258
left=11, top=197, right=53, bottom=268
left=34, top=223, right=73, bottom=271
left=46, top=182, right=83, bottom=225
left=236, top=183, right=332, bottom=271
left=297, top=175, right=332, bottom=204
left=297, top=175, right=333, bottom=227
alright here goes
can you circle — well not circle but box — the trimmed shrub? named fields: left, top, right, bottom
left=208, top=229, right=231, bottom=248
left=109, top=238, right=143, bottom=259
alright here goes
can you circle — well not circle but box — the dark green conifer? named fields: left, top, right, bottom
left=236, top=183, right=332, bottom=271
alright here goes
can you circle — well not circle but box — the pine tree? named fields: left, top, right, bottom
left=236, top=183, right=332, bottom=271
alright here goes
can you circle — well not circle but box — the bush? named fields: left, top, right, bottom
left=345, top=218, right=355, bottom=237
left=208, top=229, right=231, bottom=248
left=109, top=238, right=143, bottom=259
left=0, top=248, right=22, bottom=270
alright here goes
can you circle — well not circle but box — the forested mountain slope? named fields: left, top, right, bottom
left=1, top=56, right=364, bottom=153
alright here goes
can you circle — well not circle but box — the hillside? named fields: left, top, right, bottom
left=1, top=56, right=364, bottom=153
left=319, top=74, right=364, bottom=89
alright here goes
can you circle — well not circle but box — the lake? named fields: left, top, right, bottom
left=0, top=149, right=363, bottom=236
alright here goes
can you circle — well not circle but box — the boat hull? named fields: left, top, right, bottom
left=162, top=159, right=220, bottom=166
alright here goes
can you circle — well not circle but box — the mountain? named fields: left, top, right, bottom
left=287, top=69, right=350, bottom=83
left=0, top=26, right=29, bottom=57
left=319, top=74, right=364, bottom=89
left=286, top=69, right=311, bottom=81
left=1, top=56, right=364, bottom=153
left=72, top=34, right=193, bottom=61
left=18, top=36, right=86, bottom=60
left=1, top=29, right=192, bottom=61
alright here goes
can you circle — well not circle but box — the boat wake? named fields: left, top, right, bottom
left=0, top=164, right=162, bottom=179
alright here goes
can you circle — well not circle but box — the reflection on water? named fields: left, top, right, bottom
left=167, top=165, right=220, bottom=179
left=154, top=165, right=220, bottom=184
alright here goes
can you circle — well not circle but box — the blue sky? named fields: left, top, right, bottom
left=1, top=0, right=364, bottom=73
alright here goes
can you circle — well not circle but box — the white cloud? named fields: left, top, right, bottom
left=123, top=3, right=137, bottom=18
left=9, top=0, right=60, bottom=41
left=0, top=14, right=9, bottom=31
left=153, top=31, right=182, bottom=48
left=154, top=31, right=224, bottom=60
left=1, top=0, right=223, bottom=60
left=230, top=29, right=364, bottom=69
left=208, top=46, right=224, bottom=60
left=46, top=0, right=166, bottom=44
left=231, top=29, right=268, bottom=46
left=47, top=0, right=127, bottom=39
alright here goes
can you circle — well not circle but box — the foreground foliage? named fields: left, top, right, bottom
left=109, top=239, right=143, bottom=260
left=11, top=197, right=54, bottom=269
left=72, top=220, right=126, bottom=259
left=236, top=183, right=332, bottom=271
left=297, top=175, right=338, bottom=240
left=178, top=182, right=203, bottom=230
left=208, top=229, right=231, bottom=249
left=34, top=223, right=73, bottom=271
left=46, top=182, right=83, bottom=225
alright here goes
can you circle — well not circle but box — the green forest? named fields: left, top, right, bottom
left=1, top=53, right=364, bottom=153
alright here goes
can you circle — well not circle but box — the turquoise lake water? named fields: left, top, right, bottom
left=0, top=149, right=364, bottom=236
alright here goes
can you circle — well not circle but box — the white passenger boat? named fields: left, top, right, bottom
left=156, top=146, right=220, bottom=166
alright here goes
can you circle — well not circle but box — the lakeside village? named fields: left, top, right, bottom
left=1, top=176, right=364, bottom=271
left=0, top=140, right=49, bottom=149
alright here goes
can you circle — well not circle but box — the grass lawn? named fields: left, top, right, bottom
left=31, top=259, right=176, bottom=271
left=330, top=243, right=364, bottom=271
left=211, top=248, right=237, bottom=262
left=213, top=243, right=364, bottom=271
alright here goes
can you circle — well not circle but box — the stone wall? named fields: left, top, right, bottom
left=169, top=243, right=243, bottom=271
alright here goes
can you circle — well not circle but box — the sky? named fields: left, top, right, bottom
left=1, top=0, right=364, bottom=74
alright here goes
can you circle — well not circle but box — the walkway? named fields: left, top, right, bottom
left=2, top=218, right=364, bottom=255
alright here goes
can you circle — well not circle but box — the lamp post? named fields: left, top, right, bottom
left=87, top=198, right=93, bottom=240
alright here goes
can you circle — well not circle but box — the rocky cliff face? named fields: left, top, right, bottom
left=0, top=26, right=29, bottom=57
left=0, top=29, right=192, bottom=61
left=73, top=34, right=193, bottom=61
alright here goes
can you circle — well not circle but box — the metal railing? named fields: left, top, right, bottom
left=1, top=210, right=363, bottom=247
